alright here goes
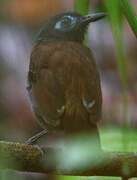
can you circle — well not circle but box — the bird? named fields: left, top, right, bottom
left=26, top=12, right=105, bottom=148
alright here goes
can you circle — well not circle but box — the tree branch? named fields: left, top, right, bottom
left=0, top=141, right=137, bottom=178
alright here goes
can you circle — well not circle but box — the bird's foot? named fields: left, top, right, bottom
left=25, top=130, right=47, bottom=157
left=33, top=144, right=44, bottom=157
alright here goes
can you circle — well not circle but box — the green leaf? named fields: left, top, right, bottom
left=120, top=0, right=137, bottom=38
left=104, top=0, right=128, bottom=124
left=104, top=0, right=128, bottom=176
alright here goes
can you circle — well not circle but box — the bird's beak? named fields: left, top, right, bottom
left=81, top=12, right=107, bottom=25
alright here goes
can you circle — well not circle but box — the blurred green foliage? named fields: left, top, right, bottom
left=75, top=0, right=89, bottom=45
left=75, top=0, right=89, bottom=16
left=60, top=176, right=121, bottom=180
left=58, top=127, right=137, bottom=180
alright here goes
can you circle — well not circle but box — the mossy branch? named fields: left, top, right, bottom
left=0, top=141, right=137, bottom=179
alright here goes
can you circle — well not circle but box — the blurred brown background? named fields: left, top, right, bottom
left=0, top=0, right=136, bottom=142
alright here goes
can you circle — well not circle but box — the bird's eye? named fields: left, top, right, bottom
left=55, top=16, right=76, bottom=30
left=61, top=18, right=72, bottom=27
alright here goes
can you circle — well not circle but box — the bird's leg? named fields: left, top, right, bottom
left=25, top=130, right=48, bottom=156
left=25, top=129, right=47, bottom=145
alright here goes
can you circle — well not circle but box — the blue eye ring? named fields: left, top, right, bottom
left=55, top=16, right=76, bottom=30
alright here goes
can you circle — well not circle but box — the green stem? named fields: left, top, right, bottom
left=104, top=0, right=128, bottom=148
left=120, top=0, right=137, bottom=38
left=104, top=0, right=129, bottom=175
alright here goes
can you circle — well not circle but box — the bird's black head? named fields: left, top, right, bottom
left=35, top=12, right=106, bottom=44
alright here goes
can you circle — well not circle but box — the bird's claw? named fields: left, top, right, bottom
left=34, top=144, right=44, bottom=157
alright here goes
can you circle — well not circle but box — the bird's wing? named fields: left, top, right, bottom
left=27, top=42, right=66, bottom=129
left=66, top=42, right=102, bottom=124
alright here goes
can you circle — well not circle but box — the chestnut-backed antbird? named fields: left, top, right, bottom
left=27, top=12, right=105, bottom=148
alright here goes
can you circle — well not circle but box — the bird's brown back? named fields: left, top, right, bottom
left=28, top=41, right=102, bottom=134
